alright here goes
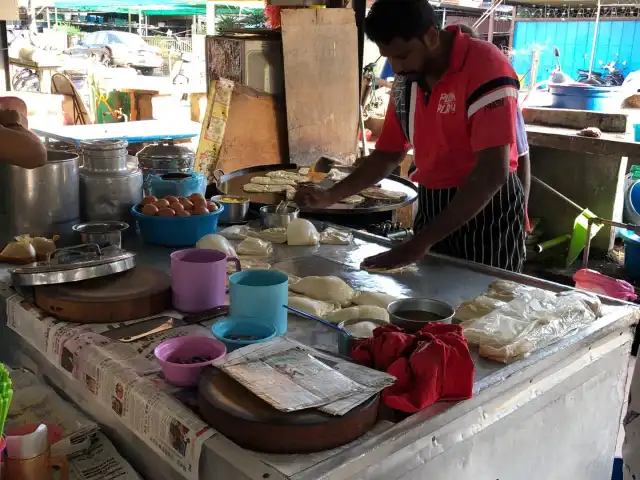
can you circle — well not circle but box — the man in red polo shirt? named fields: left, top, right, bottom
left=295, top=0, right=526, bottom=272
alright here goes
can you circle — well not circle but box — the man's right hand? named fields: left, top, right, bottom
left=293, top=184, right=336, bottom=209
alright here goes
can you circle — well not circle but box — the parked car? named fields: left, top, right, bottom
left=65, top=31, right=163, bottom=75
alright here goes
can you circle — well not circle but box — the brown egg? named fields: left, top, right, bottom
left=206, top=202, right=218, bottom=212
left=164, top=195, right=178, bottom=204
left=169, top=202, right=184, bottom=212
left=179, top=198, right=194, bottom=210
left=142, top=204, right=159, bottom=216
left=155, top=199, right=170, bottom=209
left=192, top=206, right=209, bottom=216
left=188, top=193, right=205, bottom=202
left=141, top=196, right=157, bottom=206
left=176, top=210, right=191, bottom=217
left=157, top=208, right=176, bottom=217
left=192, top=198, right=207, bottom=210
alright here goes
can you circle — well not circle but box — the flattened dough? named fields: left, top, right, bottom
left=339, top=195, right=365, bottom=205
left=288, top=294, right=341, bottom=318
left=251, top=176, right=297, bottom=186
left=353, top=290, right=399, bottom=309
left=251, top=228, right=288, bottom=244
left=324, top=305, right=390, bottom=324
left=265, top=170, right=309, bottom=182
left=227, top=257, right=271, bottom=273
left=327, top=168, right=349, bottom=182
left=364, top=263, right=419, bottom=274
left=360, top=187, right=407, bottom=202
left=237, top=237, right=273, bottom=256
left=319, top=227, right=352, bottom=245
left=289, top=275, right=355, bottom=306
left=243, top=183, right=290, bottom=194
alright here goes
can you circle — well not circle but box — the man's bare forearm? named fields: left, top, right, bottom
left=517, top=152, right=530, bottom=205
left=0, top=126, right=47, bottom=169
left=328, top=149, right=405, bottom=202
left=416, top=145, right=510, bottom=247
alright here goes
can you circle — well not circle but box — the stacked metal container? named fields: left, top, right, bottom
left=6, top=150, right=81, bottom=245
left=79, top=140, right=143, bottom=226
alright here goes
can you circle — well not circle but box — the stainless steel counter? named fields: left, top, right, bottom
left=0, top=224, right=638, bottom=480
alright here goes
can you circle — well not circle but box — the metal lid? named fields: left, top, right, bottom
left=80, top=139, right=129, bottom=152
left=10, top=244, right=136, bottom=287
left=136, top=139, right=195, bottom=169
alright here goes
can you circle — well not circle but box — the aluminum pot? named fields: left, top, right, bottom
left=210, top=195, right=250, bottom=224
left=73, top=221, right=129, bottom=248
left=80, top=139, right=129, bottom=172
left=137, top=139, right=195, bottom=177
left=387, top=298, right=455, bottom=332
left=6, top=150, right=80, bottom=245
left=259, top=205, right=299, bottom=229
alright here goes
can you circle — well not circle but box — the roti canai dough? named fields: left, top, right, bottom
left=237, top=237, right=273, bottom=256
left=324, top=305, right=390, bottom=324
left=319, top=227, right=352, bottom=245
left=353, top=290, right=399, bottom=309
left=196, top=234, right=236, bottom=257
left=288, top=294, right=341, bottom=318
left=251, top=228, right=288, bottom=244
left=243, top=183, right=291, bottom=194
left=287, top=218, right=320, bottom=246
left=219, top=225, right=255, bottom=240
left=290, top=275, right=355, bottom=306
left=360, top=187, right=407, bottom=202
left=266, top=170, right=309, bottom=182
left=251, top=176, right=297, bottom=186
left=227, top=257, right=271, bottom=273
left=340, top=195, right=365, bottom=205
left=364, top=263, right=419, bottom=274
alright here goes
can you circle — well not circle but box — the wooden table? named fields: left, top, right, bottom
left=118, top=84, right=206, bottom=122
left=10, top=57, right=62, bottom=94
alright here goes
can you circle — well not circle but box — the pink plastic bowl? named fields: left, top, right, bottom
left=154, top=336, right=227, bottom=387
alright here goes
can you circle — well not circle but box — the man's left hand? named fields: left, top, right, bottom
left=361, top=238, right=430, bottom=270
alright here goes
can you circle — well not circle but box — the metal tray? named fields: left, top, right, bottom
left=206, top=164, right=418, bottom=215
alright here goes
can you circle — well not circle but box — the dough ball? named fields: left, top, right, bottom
left=196, top=234, right=237, bottom=257
left=290, top=275, right=355, bottom=306
left=288, top=294, right=341, bottom=318
left=287, top=218, right=319, bottom=246
left=324, top=305, right=390, bottom=324
left=352, top=291, right=399, bottom=309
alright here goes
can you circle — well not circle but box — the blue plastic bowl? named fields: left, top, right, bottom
left=131, top=202, right=224, bottom=247
left=620, top=228, right=640, bottom=280
left=211, top=319, right=277, bottom=352
left=549, top=84, right=620, bottom=112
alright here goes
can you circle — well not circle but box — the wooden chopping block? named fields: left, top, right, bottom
left=197, top=367, right=380, bottom=453
left=34, top=266, right=172, bottom=323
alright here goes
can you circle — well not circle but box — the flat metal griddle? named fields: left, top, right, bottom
left=207, top=164, right=418, bottom=214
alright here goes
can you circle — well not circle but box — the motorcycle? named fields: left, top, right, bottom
left=577, top=55, right=627, bottom=86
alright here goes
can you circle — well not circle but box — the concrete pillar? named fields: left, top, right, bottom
left=206, top=2, right=216, bottom=36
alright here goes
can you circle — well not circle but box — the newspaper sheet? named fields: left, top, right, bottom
left=217, top=337, right=394, bottom=413
left=6, top=369, right=98, bottom=444
left=5, top=292, right=215, bottom=480
left=68, top=433, right=143, bottom=480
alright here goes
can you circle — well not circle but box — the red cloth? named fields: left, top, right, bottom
left=351, top=323, right=474, bottom=413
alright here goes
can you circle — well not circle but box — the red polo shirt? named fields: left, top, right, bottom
left=376, top=26, right=520, bottom=190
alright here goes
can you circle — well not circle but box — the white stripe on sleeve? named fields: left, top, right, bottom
left=467, top=86, right=519, bottom=118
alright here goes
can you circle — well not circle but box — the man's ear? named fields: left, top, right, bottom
left=422, top=27, right=440, bottom=51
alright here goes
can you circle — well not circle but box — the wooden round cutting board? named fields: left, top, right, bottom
left=34, top=266, right=172, bottom=323
left=197, top=367, right=379, bottom=453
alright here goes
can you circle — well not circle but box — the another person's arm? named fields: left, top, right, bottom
left=515, top=106, right=530, bottom=206
left=0, top=108, right=46, bottom=169
left=295, top=102, right=407, bottom=208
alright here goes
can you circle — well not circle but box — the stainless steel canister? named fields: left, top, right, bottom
left=80, top=139, right=129, bottom=172
left=79, top=140, right=143, bottom=225
left=136, top=139, right=195, bottom=176
left=6, top=150, right=80, bottom=245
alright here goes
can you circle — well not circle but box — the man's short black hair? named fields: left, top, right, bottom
left=364, top=0, right=439, bottom=45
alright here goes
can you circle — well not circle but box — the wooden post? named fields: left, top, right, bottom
left=508, top=6, right=516, bottom=49
left=487, top=8, right=494, bottom=43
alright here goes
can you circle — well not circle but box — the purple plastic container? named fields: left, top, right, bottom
left=154, top=336, right=227, bottom=387
left=171, top=248, right=241, bottom=313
